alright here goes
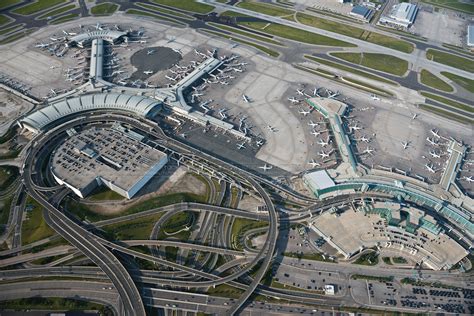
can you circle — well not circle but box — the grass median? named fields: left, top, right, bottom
left=13, top=0, right=66, bottom=15
left=440, top=72, right=474, bottom=93
left=151, top=0, right=214, bottom=14
left=426, top=49, right=474, bottom=73
left=330, top=52, right=409, bottom=76
left=90, top=2, right=118, bottom=16
left=419, top=104, right=473, bottom=124
left=208, top=22, right=283, bottom=46
left=237, top=0, right=293, bottom=16
left=21, top=195, right=55, bottom=245
left=420, top=91, right=473, bottom=113
left=305, top=55, right=396, bottom=85
left=37, top=4, right=76, bottom=20
left=419, top=69, right=453, bottom=93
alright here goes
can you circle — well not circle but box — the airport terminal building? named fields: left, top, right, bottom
left=379, top=2, right=419, bottom=29
left=51, top=127, right=168, bottom=199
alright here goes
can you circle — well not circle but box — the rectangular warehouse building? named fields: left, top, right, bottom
left=51, top=127, right=168, bottom=199
left=379, top=2, right=418, bottom=29
left=468, top=25, right=474, bottom=48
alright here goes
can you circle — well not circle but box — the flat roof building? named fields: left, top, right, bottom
left=51, top=127, right=168, bottom=199
left=379, top=2, right=418, bottom=29
left=468, top=25, right=474, bottom=47
left=350, top=5, right=373, bottom=22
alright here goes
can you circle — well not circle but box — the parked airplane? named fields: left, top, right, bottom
left=165, top=75, right=177, bottom=82
left=318, top=151, right=330, bottom=159
left=147, top=49, right=155, bottom=55
left=62, top=30, right=76, bottom=36
left=317, top=138, right=330, bottom=147
left=172, top=48, right=182, bottom=54
left=363, top=147, right=375, bottom=155
left=370, top=94, right=380, bottom=101
left=143, top=70, right=153, bottom=75
left=259, top=164, right=273, bottom=171
left=426, top=137, right=438, bottom=146
left=267, top=125, right=277, bottom=133
left=357, top=136, right=370, bottom=143
left=256, top=139, right=264, bottom=147
left=431, top=129, right=441, bottom=138
left=288, top=97, right=299, bottom=104
left=429, top=150, right=441, bottom=158
left=462, top=176, right=474, bottom=183
left=237, top=142, right=246, bottom=150
left=95, top=22, right=103, bottom=30
left=35, top=43, right=49, bottom=48
left=425, top=163, right=436, bottom=173
left=298, top=109, right=310, bottom=116
left=311, top=130, right=320, bottom=137
left=412, top=113, right=418, bottom=120
left=296, top=89, right=305, bottom=96
left=242, top=94, right=250, bottom=103
left=232, top=67, right=243, bottom=73
left=349, top=124, right=362, bottom=132
left=179, top=133, right=187, bottom=138
left=401, top=141, right=409, bottom=150
left=308, top=159, right=320, bottom=168
left=308, top=121, right=318, bottom=128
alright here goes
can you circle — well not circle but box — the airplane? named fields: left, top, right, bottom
left=431, top=129, right=440, bottom=138
left=267, top=125, right=277, bottom=133
left=288, top=97, right=300, bottom=104
left=259, top=164, right=273, bottom=172
left=296, top=89, right=305, bottom=96
left=308, top=121, right=318, bottom=128
left=50, top=65, right=57, bottom=69
left=426, top=137, right=438, bottom=146
left=308, top=159, right=320, bottom=168
left=312, top=87, right=318, bottom=96
left=95, top=22, right=103, bottom=30
left=412, top=113, right=418, bottom=120
left=144, top=82, right=156, bottom=88
left=139, top=40, right=147, bottom=44
left=50, top=89, right=58, bottom=96
left=349, top=124, right=362, bottom=132
left=220, top=81, right=229, bottom=85
left=425, top=163, right=437, bottom=173
left=298, top=109, right=310, bottom=116
left=35, top=43, right=49, bottom=48
left=370, top=94, right=380, bottom=101
left=237, top=142, right=246, bottom=150
left=232, top=67, right=243, bottom=73
left=327, top=90, right=340, bottom=99
left=172, top=48, right=182, bottom=54
left=179, top=133, right=187, bottom=138
left=357, top=136, right=370, bottom=143
left=429, top=150, right=441, bottom=158
left=401, top=141, right=409, bottom=150
left=318, top=151, right=331, bottom=159
left=317, top=138, right=330, bottom=147
left=143, top=70, right=153, bottom=75
left=363, top=147, right=375, bottom=155
left=165, top=75, right=177, bottom=82
left=256, top=139, right=264, bottom=147
left=242, top=94, right=250, bottom=103
left=50, top=37, right=59, bottom=41
left=114, top=24, right=122, bottom=31
left=462, top=176, right=474, bottom=183
left=147, top=49, right=155, bottom=55
left=62, top=30, right=76, bottom=36
left=310, top=130, right=320, bottom=137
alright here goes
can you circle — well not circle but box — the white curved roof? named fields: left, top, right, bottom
left=69, top=30, right=127, bottom=44
left=21, top=93, right=160, bottom=131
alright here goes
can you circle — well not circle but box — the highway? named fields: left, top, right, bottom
left=23, top=128, right=146, bottom=316
left=202, top=0, right=474, bottom=80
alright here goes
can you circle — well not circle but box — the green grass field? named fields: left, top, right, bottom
left=419, top=104, right=473, bottom=124
left=296, top=13, right=413, bottom=53
left=13, top=0, right=66, bottom=15
left=90, top=2, right=118, bottom=16
left=37, top=4, right=75, bottom=19
left=101, top=213, right=163, bottom=240
left=421, top=91, right=473, bottom=113
left=49, top=13, right=78, bottom=24
left=237, top=0, right=294, bottom=16
left=208, top=22, right=283, bottom=46
left=330, top=52, right=409, bottom=76
left=239, top=21, right=355, bottom=47
left=305, top=55, right=397, bottom=85
left=421, top=0, right=474, bottom=14
left=0, top=298, right=107, bottom=314
left=0, top=166, right=18, bottom=190
left=151, top=0, right=214, bottom=14
left=87, top=186, right=123, bottom=201
left=419, top=69, right=453, bottom=93
left=0, top=196, right=13, bottom=225
left=441, top=72, right=474, bottom=93
left=203, top=29, right=280, bottom=57
left=0, top=14, right=11, bottom=27
left=136, top=2, right=194, bottom=19
left=353, top=251, right=379, bottom=266
left=0, top=25, right=22, bottom=36
left=0, top=0, right=22, bottom=10
left=426, top=49, right=474, bottom=73
left=0, top=28, right=35, bottom=44
left=21, top=195, right=55, bottom=245
left=231, top=218, right=268, bottom=250
left=125, top=9, right=186, bottom=25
